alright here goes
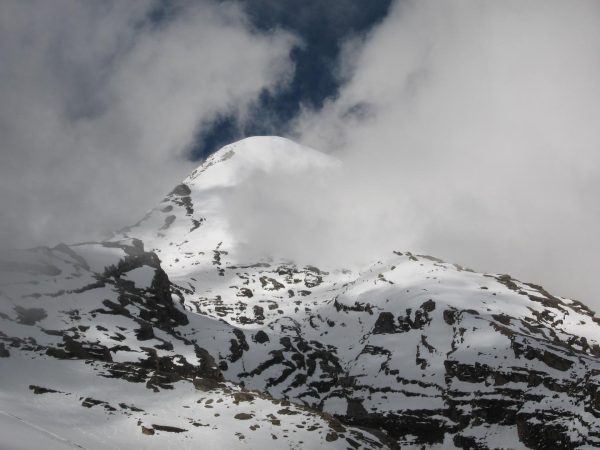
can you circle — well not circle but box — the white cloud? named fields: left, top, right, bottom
left=288, top=0, right=600, bottom=306
left=0, top=0, right=295, bottom=247
left=3, top=0, right=599, bottom=310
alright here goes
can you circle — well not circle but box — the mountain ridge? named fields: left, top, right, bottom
left=1, top=136, right=599, bottom=449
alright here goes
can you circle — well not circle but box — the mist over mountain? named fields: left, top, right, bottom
left=1, top=1, right=599, bottom=448
left=2, top=1, right=598, bottom=311
left=1, top=136, right=600, bottom=449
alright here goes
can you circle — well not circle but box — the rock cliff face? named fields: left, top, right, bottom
left=1, top=137, right=599, bottom=449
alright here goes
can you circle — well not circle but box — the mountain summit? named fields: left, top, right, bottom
left=116, top=135, right=338, bottom=268
left=1, top=137, right=599, bottom=449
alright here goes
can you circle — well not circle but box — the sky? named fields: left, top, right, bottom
left=192, top=0, right=392, bottom=158
left=1, top=0, right=599, bottom=309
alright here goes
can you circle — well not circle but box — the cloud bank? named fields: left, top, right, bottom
left=222, top=0, right=600, bottom=308
left=288, top=0, right=600, bottom=306
left=2, top=0, right=599, bottom=309
left=0, top=0, right=295, bottom=248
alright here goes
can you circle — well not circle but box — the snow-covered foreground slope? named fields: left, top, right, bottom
left=2, top=137, right=600, bottom=449
left=0, top=240, right=384, bottom=449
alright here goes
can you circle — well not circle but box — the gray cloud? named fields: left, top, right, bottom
left=0, top=0, right=295, bottom=248
left=227, top=1, right=600, bottom=307
left=294, top=0, right=600, bottom=307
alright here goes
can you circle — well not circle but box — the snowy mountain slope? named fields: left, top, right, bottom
left=182, top=251, right=600, bottom=449
left=0, top=240, right=385, bottom=449
left=2, top=136, right=600, bottom=449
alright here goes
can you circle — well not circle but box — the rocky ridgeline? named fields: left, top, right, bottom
left=165, top=246, right=600, bottom=449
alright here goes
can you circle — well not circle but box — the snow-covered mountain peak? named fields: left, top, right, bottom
left=115, top=136, right=338, bottom=270
left=183, top=136, right=337, bottom=191
left=3, top=136, right=600, bottom=449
